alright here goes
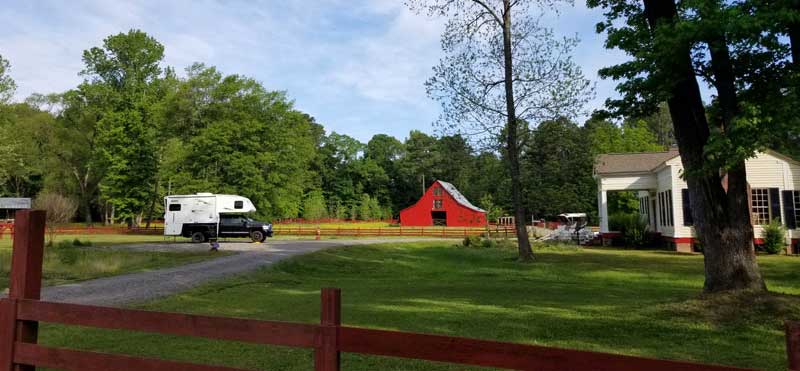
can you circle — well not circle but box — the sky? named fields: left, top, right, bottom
left=0, top=0, right=629, bottom=142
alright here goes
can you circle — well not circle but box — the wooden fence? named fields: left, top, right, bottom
left=0, top=210, right=786, bottom=370
left=0, top=224, right=520, bottom=238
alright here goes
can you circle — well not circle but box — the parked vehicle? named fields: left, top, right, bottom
left=545, top=213, right=597, bottom=245
left=163, top=193, right=273, bottom=243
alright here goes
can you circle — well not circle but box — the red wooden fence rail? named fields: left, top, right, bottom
left=0, top=210, right=774, bottom=370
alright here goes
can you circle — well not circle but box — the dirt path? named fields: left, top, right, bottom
left=40, top=238, right=445, bottom=307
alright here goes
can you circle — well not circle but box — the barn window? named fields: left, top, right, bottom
left=433, top=187, right=442, bottom=196
left=751, top=188, right=771, bottom=225
left=234, top=201, right=244, bottom=209
left=168, top=204, right=181, bottom=211
left=433, top=200, right=443, bottom=209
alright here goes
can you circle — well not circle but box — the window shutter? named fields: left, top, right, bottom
left=769, top=188, right=782, bottom=223
left=783, top=190, right=797, bottom=230
left=682, top=189, right=693, bottom=226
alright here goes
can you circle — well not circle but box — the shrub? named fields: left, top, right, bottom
left=609, top=212, right=650, bottom=248
left=33, top=193, right=78, bottom=246
left=55, top=240, right=74, bottom=249
left=763, top=219, right=786, bottom=254
left=72, top=238, right=92, bottom=247
left=462, top=235, right=482, bottom=247
left=50, top=240, right=79, bottom=265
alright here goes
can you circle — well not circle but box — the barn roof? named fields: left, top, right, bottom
left=437, top=180, right=486, bottom=213
left=594, top=149, right=679, bottom=175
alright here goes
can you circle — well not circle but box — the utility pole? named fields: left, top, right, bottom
left=422, top=174, right=425, bottom=196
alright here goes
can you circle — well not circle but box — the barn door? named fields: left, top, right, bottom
left=431, top=211, right=447, bottom=226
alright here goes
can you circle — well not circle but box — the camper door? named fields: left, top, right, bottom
left=164, top=198, right=188, bottom=235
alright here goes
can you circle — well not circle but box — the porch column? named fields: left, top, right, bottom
left=598, top=183, right=609, bottom=233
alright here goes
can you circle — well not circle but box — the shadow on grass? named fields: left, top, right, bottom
left=35, top=242, right=800, bottom=370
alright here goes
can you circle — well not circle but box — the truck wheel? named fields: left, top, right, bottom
left=191, top=231, right=207, bottom=243
left=250, top=230, right=265, bottom=242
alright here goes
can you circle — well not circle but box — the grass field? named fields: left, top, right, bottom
left=0, top=234, right=229, bottom=290
left=0, top=233, right=170, bottom=249
left=35, top=242, right=800, bottom=370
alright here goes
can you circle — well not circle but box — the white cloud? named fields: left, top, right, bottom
left=327, top=7, right=444, bottom=105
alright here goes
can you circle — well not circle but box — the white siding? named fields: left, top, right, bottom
left=745, top=152, right=787, bottom=188
left=599, top=175, right=658, bottom=191
left=670, top=152, right=799, bottom=239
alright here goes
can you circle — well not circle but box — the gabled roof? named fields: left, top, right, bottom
left=436, top=180, right=486, bottom=213
left=594, top=149, right=680, bottom=175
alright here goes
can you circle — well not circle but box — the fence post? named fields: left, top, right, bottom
left=787, top=321, right=800, bottom=371
left=0, top=299, right=17, bottom=371
left=315, top=288, right=341, bottom=371
left=7, top=210, right=46, bottom=371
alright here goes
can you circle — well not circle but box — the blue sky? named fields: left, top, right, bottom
left=0, top=0, right=629, bottom=142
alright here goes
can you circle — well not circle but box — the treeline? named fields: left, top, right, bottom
left=2, top=29, right=779, bottom=225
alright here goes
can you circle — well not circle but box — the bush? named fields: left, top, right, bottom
left=33, top=193, right=78, bottom=246
left=55, top=240, right=74, bottom=249
left=72, top=238, right=92, bottom=247
left=462, top=235, right=482, bottom=247
left=609, top=212, right=650, bottom=248
left=763, top=219, right=786, bottom=254
left=50, top=240, right=79, bottom=265
left=462, top=236, right=515, bottom=249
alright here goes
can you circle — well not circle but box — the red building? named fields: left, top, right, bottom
left=400, top=180, right=487, bottom=227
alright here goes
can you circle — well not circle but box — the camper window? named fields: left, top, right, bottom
left=168, top=204, right=181, bottom=211
left=234, top=201, right=243, bottom=209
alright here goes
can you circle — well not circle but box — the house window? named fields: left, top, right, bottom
left=433, top=187, right=442, bottom=196
left=234, top=201, right=244, bottom=209
left=639, top=196, right=649, bottom=217
left=658, top=191, right=673, bottom=227
left=433, top=200, right=443, bottom=209
left=751, top=188, right=771, bottom=225
left=668, top=190, right=674, bottom=226
left=168, top=204, right=181, bottom=211
left=793, top=191, right=800, bottom=227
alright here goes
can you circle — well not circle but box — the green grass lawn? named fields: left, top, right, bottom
left=37, top=243, right=800, bottom=370
left=0, top=234, right=229, bottom=290
left=0, top=233, right=170, bottom=249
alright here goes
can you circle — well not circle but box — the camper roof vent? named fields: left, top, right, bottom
left=196, top=192, right=214, bottom=196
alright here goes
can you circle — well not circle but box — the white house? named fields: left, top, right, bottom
left=594, top=149, right=800, bottom=253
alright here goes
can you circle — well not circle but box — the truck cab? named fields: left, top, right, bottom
left=218, top=214, right=273, bottom=242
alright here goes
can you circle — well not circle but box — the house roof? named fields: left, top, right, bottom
left=594, top=149, right=680, bottom=175
left=436, top=180, right=486, bottom=213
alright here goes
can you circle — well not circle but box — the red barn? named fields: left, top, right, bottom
left=400, top=180, right=486, bottom=227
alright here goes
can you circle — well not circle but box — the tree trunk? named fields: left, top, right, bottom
left=502, top=0, right=533, bottom=261
left=642, top=0, right=765, bottom=292
left=81, top=196, right=93, bottom=226
left=145, top=177, right=160, bottom=229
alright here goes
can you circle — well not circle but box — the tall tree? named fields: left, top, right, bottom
left=0, top=103, right=51, bottom=197
left=0, top=55, right=15, bottom=104
left=80, top=29, right=167, bottom=225
left=407, top=0, right=593, bottom=261
left=588, top=0, right=772, bottom=292
left=523, top=118, right=595, bottom=220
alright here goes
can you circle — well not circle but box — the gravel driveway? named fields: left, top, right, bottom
left=39, top=238, right=444, bottom=307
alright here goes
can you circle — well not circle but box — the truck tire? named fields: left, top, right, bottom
left=191, top=231, right=207, bottom=243
left=250, top=230, right=265, bottom=242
